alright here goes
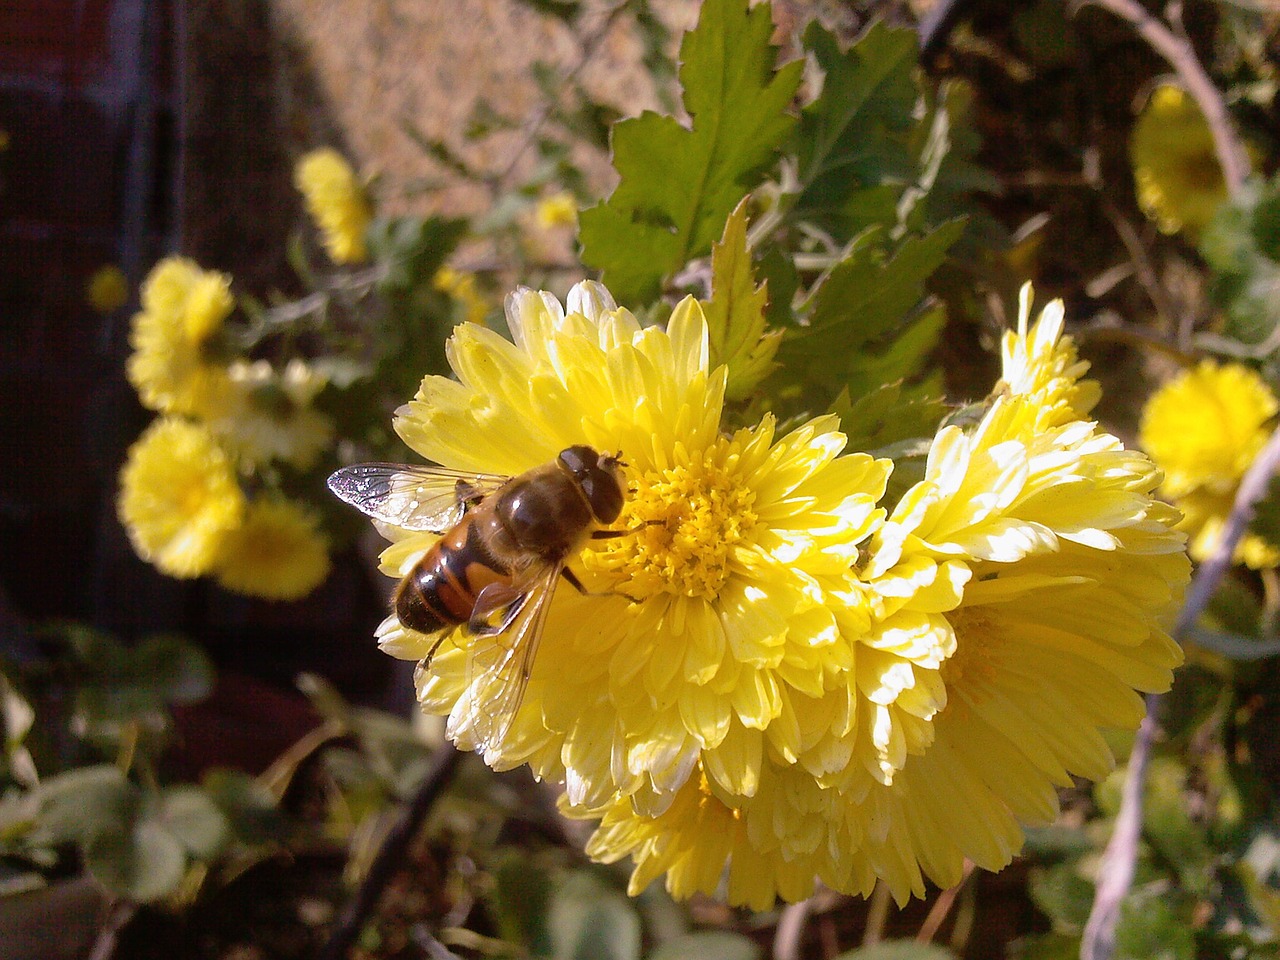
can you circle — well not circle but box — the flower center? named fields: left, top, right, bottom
left=584, top=449, right=757, bottom=601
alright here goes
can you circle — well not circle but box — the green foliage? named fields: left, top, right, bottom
left=548, top=869, right=642, bottom=960
left=768, top=221, right=963, bottom=419
left=579, top=0, right=802, bottom=302
left=1200, top=175, right=1280, bottom=347
left=701, top=201, right=781, bottom=402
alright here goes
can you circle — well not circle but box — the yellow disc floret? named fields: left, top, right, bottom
left=587, top=442, right=758, bottom=601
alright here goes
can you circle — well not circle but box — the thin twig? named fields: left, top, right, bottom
left=773, top=895, right=816, bottom=960
left=1174, top=425, right=1280, bottom=640
left=1074, top=0, right=1250, bottom=194
left=87, top=900, right=138, bottom=960
left=1080, top=424, right=1280, bottom=960
left=489, top=1, right=633, bottom=191
left=317, top=744, right=464, bottom=960
left=1079, top=695, right=1159, bottom=960
left=862, top=880, right=892, bottom=946
left=916, top=860, right=976, bottom=944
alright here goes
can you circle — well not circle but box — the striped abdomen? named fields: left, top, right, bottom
left=395, top=516, right=511, bottom=634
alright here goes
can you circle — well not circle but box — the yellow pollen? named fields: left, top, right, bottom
left=584, top=451, right=757, bottom=601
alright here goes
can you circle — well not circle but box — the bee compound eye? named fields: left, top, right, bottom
left=557, top=445, right=597, bottom=477
left=582, top=470, right=624, bottom=524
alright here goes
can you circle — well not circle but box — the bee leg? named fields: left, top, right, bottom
left=559, top=567, right=642, bottom=605
left=455, top=479, right=487, bottom=510
left=421, top=631, right=452, bottom=670
left=469, top=583, right=528, bottom=635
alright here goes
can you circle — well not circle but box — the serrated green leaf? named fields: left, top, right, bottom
left=835, top=940, right=956, bottom=960
left=771, top=220, right=958, bottom=419
left=549, top=870, right=641, bottom=960
left=830, top=382, right=946, bottom=454
left=157, top=786, right=230, bottom=860
left=701, top=202, right=780, bottom=401
left=86, top=820, right=187, bottom=902
left=789, top=221, right=963, bottom=357
left=579, top=0, right=802, bottom=303
left=793, top=21, right=918, bottom=233
left=649, top=931, right=761, bottom=960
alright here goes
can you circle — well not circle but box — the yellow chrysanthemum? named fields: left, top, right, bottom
left=373, top=281, right=891, bottom=814
left=294, top=148, right=370, bottom=264
left=576, top=289, right=1188, bottom=908
left=86, top=264, right=129, bottom=314
left=1140, top=359, right=1277, bottom=499
left=535, top=192, right=578, bottom=229
left=206, top=359, right=335, bottom=470
left=836, top=293, right=1187, bottom=899
left=1129, top=83, right=1226, bottom=235
left=117, top=417, right=245, bottom=578
left=126, top=257, right=234, bottom=417
left=213, top=497, right=330, bottom=600
left=432, top=266, right=489, bottom=326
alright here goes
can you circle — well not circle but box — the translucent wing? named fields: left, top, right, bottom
left=327, top=462, right=508, bottom=532
left=447, top=562, right=561, bottom=755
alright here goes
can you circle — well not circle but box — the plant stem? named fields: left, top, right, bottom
left=317, top=744, right=463, bottom=960
left=1075, top=0, right=1250, bottom=195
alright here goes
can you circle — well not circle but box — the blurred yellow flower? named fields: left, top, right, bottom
left=1140, top=359, right=1276, bottom=499
left=213, top=497, right=330, bottom=600
left=535, top=191, right=578, bottom=229
left=86, top=265, right=129, bottom=314
left=126, top=257, right=233, bottom=418
left=118, top=417, right=245, bottom=578
left=294, top=148, right=371, bottom=264
left=432, top=266, right=488, bottom=326
left=207, top=359, right=335, bottom=471
left=1140, top=360, right=1279, bottom=568
left=1129, top=83, right=1226, bottom=235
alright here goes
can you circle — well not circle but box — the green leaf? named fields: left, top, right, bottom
left=834, top=941, right=956, bottom=960
left=156, top=786, right=230, bottom=861
left=649, top=931, right=761, bottom=960
left=701, top=202, right=781, bottom=401
left=1184, top=626, right=1280, bottom=661
left=772, top=222, right=962, bottom=414
left=1028, top=861, right=1095, bottom=930
left=86, top=819, right=187, bottom=902
left=579, top=0, right=802, bottom=303
left=1143, top=757, right=1214, bottom=896
left=489, top=851, right=553, bottom=955
left=830, top=381, right=946, bottom=454
left=1114, top=889, right=1196, bottom=960
left=549, top=870, right=641, bottom=960
left=793, top=21, right=918, bottom=234
left=1200, top=177, right=1280, bottom=347
left=33, top=765, right=136, bottom=847
left=130, top=634, right=215, bottom=705
left=202, top=769, right=290, bottom=847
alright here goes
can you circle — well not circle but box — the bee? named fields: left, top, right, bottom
left=327, top=446, right=627, bottom=750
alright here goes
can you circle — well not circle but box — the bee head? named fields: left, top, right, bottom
left=559, top=445, right=626, bottom=523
